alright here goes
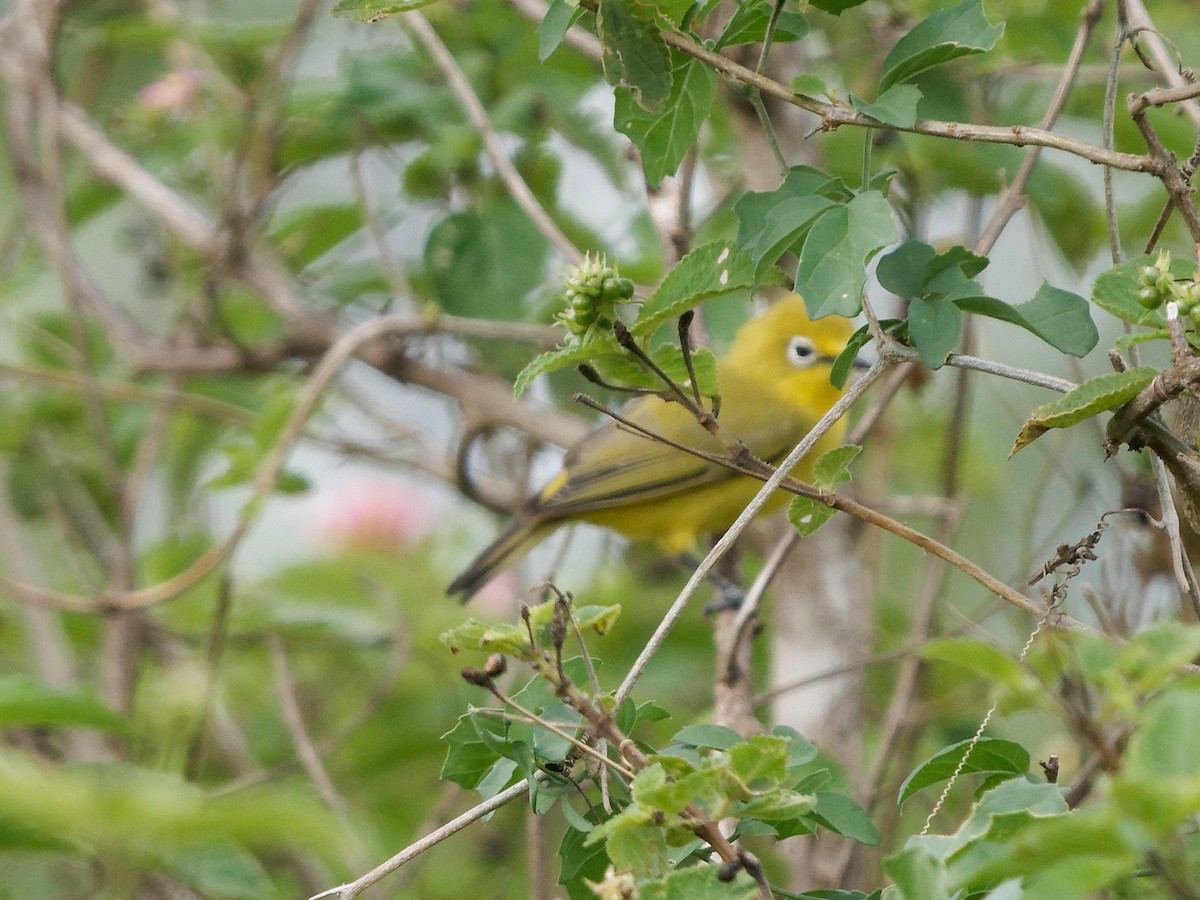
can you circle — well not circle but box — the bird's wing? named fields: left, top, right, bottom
left=530, top=384, right=807, bottom=518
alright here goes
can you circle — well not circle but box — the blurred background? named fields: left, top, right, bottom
left=0, top=0, right=1198, bottom=896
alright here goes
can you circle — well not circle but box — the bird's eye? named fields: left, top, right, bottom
left=787, top=335, right=817, bottom=368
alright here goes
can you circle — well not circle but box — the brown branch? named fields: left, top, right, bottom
left=648, top=26, right=1161, bottom=174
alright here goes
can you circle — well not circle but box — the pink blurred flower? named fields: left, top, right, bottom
left=470, top=569, right=521, bottom=618
left=138, top=69, right=204, bottom=115
left=306, top=474, right=444, bottom=554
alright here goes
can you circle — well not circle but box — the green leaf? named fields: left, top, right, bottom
left=787, top=444, right=860, bottom=536
left=1112, top=328, right=1168, bottom=351
left=809, top=0, right=869, bottom=13
left=1091, top=254, right=1195, bottom=326
left=884, top=844, right=951, bottom=900
left=632, top=243, right=761, bottom=335
left=772, top=724, right=820, bottom=766
left=640, top=863, right=761, bottom=899
left=423, top=201, right=549, bottom=321
left=531, top=701, right=583, bottom=762
left=539, top=0, right=583, bottom=61
left=270, top=203, right=361, bottom=269
left=0, top=676, right=129, bottom=735
left=795, top=191, right=898, bottom=318
left=813, top=444, right=861, bottom=489
left=1119, top=624, right=1200, bottom=695
left=735, top=166, right=848, bottom=280
left=672, top=723, right=743, bottom=750
left=849, top=84, right=922, bottom=128
left=615, top=55, right=716, bottom=188
left=1010, top=366, right=1156, bottom=455
left=331, top=0, right=438, bottom=20
left=598, top=0, right=672, bottom=112
left=956, top=284, right=1098, bottom=358
left=879, top=0, right=1004, bottom=92
left=596, top=345, right=719, bottom=397
left=573, top=603, right=623, bottom=636
left=920, top=639, right=1028, bottom=691
left=441, top=715, right=502, bottom=790
left=897, top=737, right=1030, bottom=807
left=513, top=333, right=622, bottom=397
left=908, top=294, right=964, bottom=367
left=830, top=323, right=874, bottom=389
left=714, top=1, right=808, bottom=49
left=1126, top=687, right=1200, bottom=780
left=159, top=843, right=274, bottom=899
left=736, top=788, right=816, bottom=821
left=809, top=792, right=881, bottom=845
left=788, top=495, right=836, bottom=537
left=728, top=735, right=790, bottom=785
left=791, top=73, right=830, bottom=97
left=558, top=825, right=610, bottom=895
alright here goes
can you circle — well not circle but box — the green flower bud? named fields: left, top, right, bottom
left=1138, top=286, right=1163, bottom=309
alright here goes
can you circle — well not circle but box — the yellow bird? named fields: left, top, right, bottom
left=447, top=294, right=854, bottom=602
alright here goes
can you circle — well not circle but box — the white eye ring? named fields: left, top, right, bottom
left=787, top=335, right=818, bottom=369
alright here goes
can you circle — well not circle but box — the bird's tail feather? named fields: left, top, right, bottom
left=446, top=517, right=549, bottom=603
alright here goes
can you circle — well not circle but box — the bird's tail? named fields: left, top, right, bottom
left=446, top=516, right=550, bottom=603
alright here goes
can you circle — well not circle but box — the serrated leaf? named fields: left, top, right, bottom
left=615, top=54, right=716, bottom=188
left=513, top=333, right=621, bottom=396
left=640, top=863, right=761, bottom=899
left=736, top=788, right=816, bottom=821
left=1010, top=366, right=1156, bottom=455
left=632, top=243, right=760, bottom=335
left=1091, top=254, right=1195, bottom=326
left=796, top=191, right=898, bottom=318
left=438, top=618, right=496, bottom=654
left=1112, top=328, right=1168, bottom=351
left=897, top=737, right=1030, bottom=807
left=573, top=603, right=623, bottom=636
left=729, top=735, right=790, bottom=785
left=788, top=495, right=836, bottom=537
left=879, top=0, right=1004, bottom=92
left=596, top=344, right=719, bottom=397
left=850, top=84, right=922, bottom=128
left=813, top=444, right=861, bottom=488
left=331, top=0, right=437, bottom=20
left=598, top=0, right=672, bottom=112
left=539, top=0, right=582, bottom=61
left=957, top=283, right=1098, bottom=358
left=786, top=444, right=858, bottom=536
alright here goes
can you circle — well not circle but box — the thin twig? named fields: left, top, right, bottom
left=404, top=12, right=581, bottom=264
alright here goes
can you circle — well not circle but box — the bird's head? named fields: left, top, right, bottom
left=724, top=293, right=856, bottom=419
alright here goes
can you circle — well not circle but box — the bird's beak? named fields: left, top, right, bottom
left=852, top=354, right=872, bottom=370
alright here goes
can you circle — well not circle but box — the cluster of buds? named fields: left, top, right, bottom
left=555, top=253, right=635, bottom=341
left=1137, top=250, right=1200, bottom=313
